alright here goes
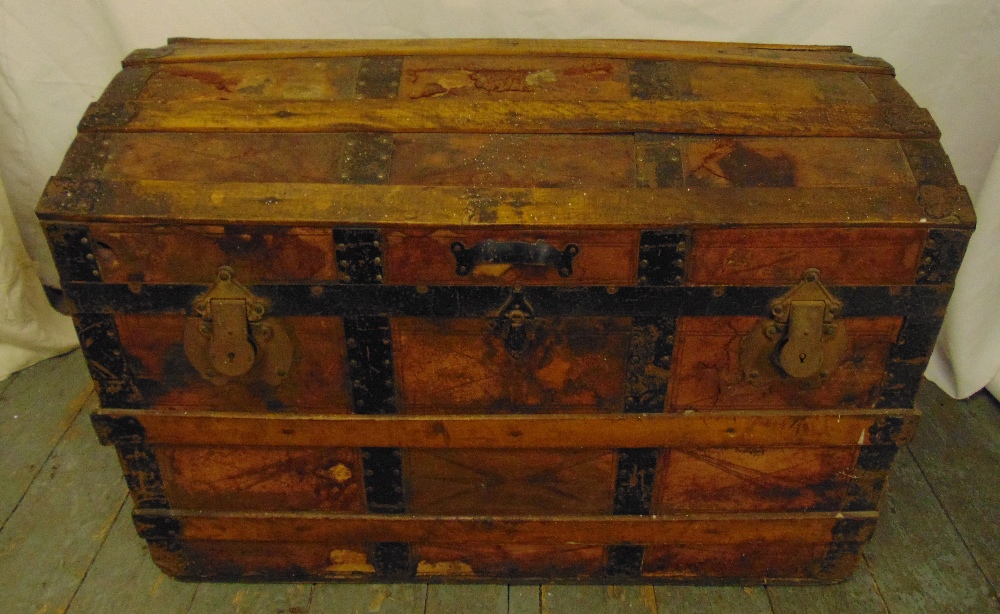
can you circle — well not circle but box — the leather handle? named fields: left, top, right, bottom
left=451, top=239, right=579, bottom=277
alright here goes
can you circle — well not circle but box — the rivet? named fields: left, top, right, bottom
left=639, top=259, right=648, bottom=268
left=344, top=156, right=353, bottom=162
left=392, top=450, right=402, bottom=458
left=372, top=240, right=381, bottom=248
left=350, top=359, right=359, bottom=367
left=676, top=241, right=687, bottom=252
left=346, top=338, right=357, bottom=348
left=365, top=470, right=374, bottom=477
left=375, top=274, right=384, bottom=282
left=639, top=276, right=648, bottom=283
left=673, top=275, right=684, bottom=283
left=340, top=173, right=350, bottom=180
left=91, top=269, right=100, bottom=277
left=353, top=380, right=362, bottom=387
left=394, top=485, right=403, bottom=493
left=80, top=237, right=89, bottom=245
left=339, top=260, right=349, bottom=267
left=924, top=257, right=933, bottom=264
left=336, top=243, right=347, bottom=250
left=85, top=253, right=95, bottom=261
left=376, top=172, right=386, bottom=180
left=382, top=338, right=390, bottom=345
left=384, top=379, right=393, bottom=387
left=673, top=259, right=684, bottom=267
left=665, top=335, right=674, bottom=344
left=361, top=451, right=370, bottom=459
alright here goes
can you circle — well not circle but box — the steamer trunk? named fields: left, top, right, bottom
left=38, top=38, right=973, bottom=583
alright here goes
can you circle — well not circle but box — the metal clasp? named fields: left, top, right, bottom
left=495, top=290, right=536, bottom=358
left=184, top=267, right=292, bottom=385
left=741, top=269, right=847, bottom=381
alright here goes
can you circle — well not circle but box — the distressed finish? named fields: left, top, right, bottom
left=37, top=38, right=972, bottom=584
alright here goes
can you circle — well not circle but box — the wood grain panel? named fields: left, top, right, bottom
left=383, top=229, right=638, bottom=286
left=182, top=540, right=372, bottom=578
left=99, top=408, right=920, bottom=449
left=667, top=316, right=903, bottom=411
left=405, top=449, right=615, bottom=514
left=392, top=317, right=630, bottom=413
left=643, top=542, right=830, bottom=579
left=680, top=63, right=876, bottom=105
left=686, top=227, right=926, bottom=286
left=156, top=445, right=365, bottom=512
left=90, top=224, right=336, bottom=284
left=399, top=56, right=629, bottom=101
left=96, top=133, right=349, bottom=183
left=114, top=315, right=352, bottom=412
left=138, top=58, right=360, bottom=102
left=415, top=544, right=605, bottom=578
left=390, top=134, right=635, bottom=188
left=654, top=448, right=858, bottom=513
left=682, top=137, right=914, bottom=188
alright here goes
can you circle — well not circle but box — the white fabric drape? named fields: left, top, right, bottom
left=1, top=0, right=999, bottom=396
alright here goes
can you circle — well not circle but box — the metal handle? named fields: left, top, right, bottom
left=451, top=239, right=579, bottom=277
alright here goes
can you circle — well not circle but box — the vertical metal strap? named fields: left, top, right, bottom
left=73, top=313, right=143, bottom=408
left=91, top=414, right=169, bottom=509
left=45, top=224, right=102, bottom=282
left=624, top=315, right=675, bottom=413
left=608, top=447, right=661, bottom=578
left=355, top=57, right=403, bottom=99
left=638, top=230, right=689, bottom=286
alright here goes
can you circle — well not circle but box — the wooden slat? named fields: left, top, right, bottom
left=99, top=408, right=920, bottom=448
left=125, top=39, right=889, bottom=74
left=135, top=509, right=874, bottom=545
left=79, top=99, right=935, bottom=138
left=37, top=179, right=977, bottom=228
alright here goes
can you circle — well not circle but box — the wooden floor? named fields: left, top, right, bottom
left=1, top=350, right=998, bottom=613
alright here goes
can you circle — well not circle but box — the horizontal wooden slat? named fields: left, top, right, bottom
left=134, top=508, right=878, bottom=545
left=125, top=39, right=889, bottom=74
left=79, top=99, right=936, bottom=138
left=37, top=179, right=976, bottom=227
left=96, top=408, right=919, bottom=448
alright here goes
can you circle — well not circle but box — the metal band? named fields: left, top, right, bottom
left=628, top=60, right=694, bottom=100
left=355, top=57, right=403, bottom=99
left=334, top=228, right=385, bottom=284
left=638, top=230, right=689, bottom=286
left=608, top=447, right=661, bottom=577
left=45, top=224, right=101, bottom=281
left=91, top=414, right=169, bottom=509
left=916, top=229, right=971, bottom=286
left=338, top=133, right=394, bottom=185
left=369, top=541, right=415, bottom=579
left=635, top=134, right=684, bottom=188
left=61, top=283, right=944, bottom=319
left=73, top=313, right=143, bottom=408
left=606, top=544, right=645, bottom=578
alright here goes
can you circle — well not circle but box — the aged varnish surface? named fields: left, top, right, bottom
left=38, top=38, right=973, bottom=583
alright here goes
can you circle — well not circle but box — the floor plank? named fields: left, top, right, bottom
left=188, top=582, right=313, bottom=614
left=767, top=564, right=887, bottom=614
left=66, top=498, right=199, bottom=614
left=0, top=392, right=127, bottom=613
left=864, top=446, right=998, bottom=612
left=541, top=585, right=657, bottom=614
left=657, top=585, right=773, bottom=613
left=910, top=383, right=1000, bottom=597
left=0, top=349, right=92, bottom=526
left=508, top=586, right=541, bottom=614
left=308, top=583, right=427, bottom=613
left=426, top=584, right=507, bottom=613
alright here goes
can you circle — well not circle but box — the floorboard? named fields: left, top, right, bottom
left=0, top=391, right=126, bottom=613
left=863, top=446, right=998, bottom=612
left=508, top=586, right=542, bottom=614
left=657, top=585, right=773, bottom=613
left=66, top=498, right=199, bottom=613
left=0, top=349, right=91, bottom=527
left=910, top=383, right=1000, bottom=597
left=187, top=583, right=313, bottom=614
left=307, top=583, right=427, bottom=613
left=541, top=585, right=657, bottom=613
left=426, top=584, right=507, bottom=613
left=767, top=565, right=887, bottom=614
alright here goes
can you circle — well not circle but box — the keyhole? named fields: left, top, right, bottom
left=227, top=351, right=236, bottom=363
left=799, top=352, right=807, bottom=363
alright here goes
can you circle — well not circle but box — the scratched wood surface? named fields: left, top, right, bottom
left=0, top=352, right=997, bottom=611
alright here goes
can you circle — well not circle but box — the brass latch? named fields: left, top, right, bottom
left=183, top=266, right=292, bottom=385
left=495, top=290, right=537, bottom=358
left=741, top=269, right=847, bottom=381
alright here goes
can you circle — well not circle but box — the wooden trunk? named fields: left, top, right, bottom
left=37, top=38, right=973, bottom=584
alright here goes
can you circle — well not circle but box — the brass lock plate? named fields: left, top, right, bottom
left=740, top=269, right=848, bottom=383
left=184, top=267, right=292, bottom=386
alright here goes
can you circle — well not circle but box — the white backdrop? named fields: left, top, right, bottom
left=1, top=0, right=999, bottom=397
